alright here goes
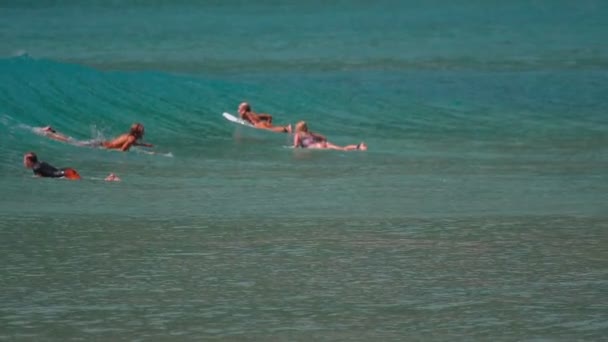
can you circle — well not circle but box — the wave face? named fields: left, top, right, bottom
left=1, top=55, right=606, bottom=218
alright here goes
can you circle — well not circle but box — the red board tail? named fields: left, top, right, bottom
left=63, top=168, right=81, bottom=180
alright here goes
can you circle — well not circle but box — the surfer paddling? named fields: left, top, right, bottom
left=36, top=123, right=154, bottom=152
left=238, top=102, right=292, bottom=133
left=23, top=152, right=120, bottom=181
left=23, top=152, right=81, bottom=180
left=98, top=123, right=153, bottom=151
left=293, top=121, right=367, bottom=151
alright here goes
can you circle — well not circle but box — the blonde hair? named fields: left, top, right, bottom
left=295, top=121, right=309, bottom=133
left=238, top=102, right=251, bottom=112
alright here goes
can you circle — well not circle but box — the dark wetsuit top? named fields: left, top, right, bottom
left=32, top=162, right=65, bottom=178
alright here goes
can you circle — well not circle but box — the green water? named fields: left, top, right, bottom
left=2, top=216, right=606, bottom=340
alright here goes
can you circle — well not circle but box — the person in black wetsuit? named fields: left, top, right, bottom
left=23, top=152, right=81, bottom=179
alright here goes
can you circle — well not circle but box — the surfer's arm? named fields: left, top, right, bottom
left=293, top=133, right=301, bottom=147
left=120, top=136, right=137, bottom=151
left=257, top=113, right=273, bottom=122
left=242, top=112, right=257, bottom=124
left=239, top=111, right=250, bottom=120
left=134, top=142, right=154, bottom=148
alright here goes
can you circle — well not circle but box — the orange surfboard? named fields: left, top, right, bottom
left=63, top=168, right=81, bottom=180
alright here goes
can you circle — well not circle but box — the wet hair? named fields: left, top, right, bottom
left=295, top=121, right=308, bottom=132
left=130, top=123, right=144, bottom=137
left=24, top=152, right=38, bottom=163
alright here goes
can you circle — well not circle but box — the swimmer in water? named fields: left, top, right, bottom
left=293, top=121, right=367, bottom=151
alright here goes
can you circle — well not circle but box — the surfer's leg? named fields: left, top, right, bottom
left=321, top=142, right=349, bottom=150
left=255, top=122, right=291, bottom=133
left=305, top=142, right=332, bottom=149
left=343, top=142, right=368, bottom=151
left=34, top=126, right=71, bottom=142
left=40, top=126, right=55, bottom=133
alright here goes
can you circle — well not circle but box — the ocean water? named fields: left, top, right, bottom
left=1, top=0, right=607, bottom=340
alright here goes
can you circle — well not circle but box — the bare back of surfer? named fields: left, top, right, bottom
left=101, top=123, right=153, bottom=151
left=238, top=102, right=292, bottom=133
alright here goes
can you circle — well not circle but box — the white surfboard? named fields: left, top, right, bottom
left=223, top=112, right=255, bottom=128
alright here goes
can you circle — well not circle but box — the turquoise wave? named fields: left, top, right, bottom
left=1, top=55, right=606, bottom=169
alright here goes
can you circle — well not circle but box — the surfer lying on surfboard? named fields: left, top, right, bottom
left=23, top=152, right=81, bottom=180
left=238, top=102, right=292, bottom=133
left=37, top=123, right=154, bottom=152
left=293, top=121, right=367, bottom=151
left=23, top=152, right=121, bottom=181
